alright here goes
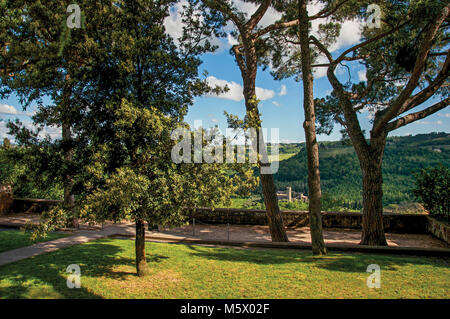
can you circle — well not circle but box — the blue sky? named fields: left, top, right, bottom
left=1, top=1, right=449, bottom=142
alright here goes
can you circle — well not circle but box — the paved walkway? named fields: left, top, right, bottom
left=0, top=226, right=123, bottom=266
left=0, top=214, right=448, bottom=266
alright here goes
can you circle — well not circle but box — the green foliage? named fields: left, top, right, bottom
left=274, top=133, right=450, bottom=208
left=413, top=164, right=450, bottom=218
left=0, top=141, right=63, bottom=199
left=80, top=99, right=257, bottom=227
left=321, top=193, right=346, bottom=212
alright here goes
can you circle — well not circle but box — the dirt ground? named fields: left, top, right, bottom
left=157, top=224, right=448, bottom=249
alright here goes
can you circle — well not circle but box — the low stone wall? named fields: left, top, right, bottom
left=8, top=198, right=431, bottom=235
left=187, top=208, right=429, bottom=234
left=10, top=198, right=62, bottom=215
left=426, top=216, right=450, bottom=244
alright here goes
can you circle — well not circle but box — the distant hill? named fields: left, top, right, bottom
left=273, top=132, right=450, bottom=208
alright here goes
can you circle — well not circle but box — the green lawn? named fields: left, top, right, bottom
left=0, top=229, right=68, bottom=253
left=0, top=239, right=448, bottom=299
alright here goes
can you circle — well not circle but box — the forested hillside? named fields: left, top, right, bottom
left=274, top=132, right=450, bottom=208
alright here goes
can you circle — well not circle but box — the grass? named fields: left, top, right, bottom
left=0, top=239, right=448, bottom=299
left=0, top=229, right=68, bottom=253
left=269, top=153, right=297, bottom=162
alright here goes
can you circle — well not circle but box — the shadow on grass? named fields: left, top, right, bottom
left=184, top=244, right=450, bottom=273
left=0, top=240, right=169, bottom=299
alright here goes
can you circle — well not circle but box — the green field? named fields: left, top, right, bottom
left=0, top=239, right=448, bottom=299
left=274, top=132, right=450, bottom=208
left=0, top=229, right=68, bottom=253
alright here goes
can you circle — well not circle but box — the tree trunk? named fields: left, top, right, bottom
left=298, top=0, right=326, bottom=255
left=359, top=136, right=388, bottom=246
left=239, top=40, right=288, bottom=243
left=260, top=171, right=289, bottom=242
left=244, top=76, right=289, bottom=242
left=62, top=121, right=78, bottom=229
left=135, top=219, right=149, bottom=276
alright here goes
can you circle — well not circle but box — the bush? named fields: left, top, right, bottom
left=413, top=164, right=449, bottom=219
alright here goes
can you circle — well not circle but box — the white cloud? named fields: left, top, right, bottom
left=438, top=113, right=450, bottom=118
left=0, top=120, right=62, bottom=141
left=164, top=1, right=185, bottom=43
left=227, top=33, right=239, bottom=46
left=0, top=104, right=18, bottom=115
left=327, top=19, right=363, bottom=52
left=272, top=101, right=281, bottom=107
left=255, top=86, right=276, bottom=101
left=278, top=85, right=287, bottom=96
left=358, top=70, right=367, bottom=82
left=417, top=120, right=431, bottom=125
left=0, top=122, right=10, bottom=138
left=164, top=0, right=229, bottom=52
left=206, top=76, right=275, bottom=102
left=437, top=120, right=443, bottom=125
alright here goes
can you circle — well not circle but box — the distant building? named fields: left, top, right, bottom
left=277, top=187, right=308, bottom=203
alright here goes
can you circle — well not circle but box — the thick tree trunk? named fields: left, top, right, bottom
left=135, top=219, right=149, bottom=276
left=260, top=171, right=289, bottom=242
left=359, top=135, right=388, bottom=246
left=238, top=41, right=288, bottom=243
left=298, top=0, right=326, bottom=255
left=245, top=89, right=288, bottom=242
left=62, top=121, right=78, bottom=229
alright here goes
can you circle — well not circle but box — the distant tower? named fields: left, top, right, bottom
left=287, top=187, right=292, bottom=202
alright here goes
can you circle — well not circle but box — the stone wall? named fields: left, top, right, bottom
left=9, top=198, right=431, bottom=235
left=187, top=208, right=429, bottom=234
left=10, top=198, right=62, bottom=215
left=426, top=216, right=450, bottom=244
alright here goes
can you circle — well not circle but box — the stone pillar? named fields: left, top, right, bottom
left=287, top=187, right=292, bottom=202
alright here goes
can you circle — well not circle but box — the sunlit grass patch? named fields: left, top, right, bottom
left=0, top=229, right=69, bottom=253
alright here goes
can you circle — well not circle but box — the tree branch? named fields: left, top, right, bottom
left=373, top=3, right=450, bottom=136
left=400, top=50, right=450, bottom=114
left=335, top=22, right=408, bottom=65
left=309, top=0, right=352, bottom=20
left=386, top=97, right=450, bottom=132
left=252, top=19, right=300, bottom=39
left=232, top=44, right=246, bottom=74
left=202, top=0, right=245, bottom=33
left=246, top=0, right=272, bottom=31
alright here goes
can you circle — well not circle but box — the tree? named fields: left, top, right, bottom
left=197, top=0, right=291, bottom=242
left=259, top=0, right=365, bottom=253
left=0, top=0, right=103, bottom=228
left=295, top=0, right=327, bottom=254
left=413, top=164, right=449, bottom=220
left=311, top=0, right=449, bottom=245
left=81, top=101, right=253, bottom=276
left=73, top=0, right=255, bottom=276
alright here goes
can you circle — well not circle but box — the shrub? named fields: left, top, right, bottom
left=413, top=164, right=449, bottom=219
